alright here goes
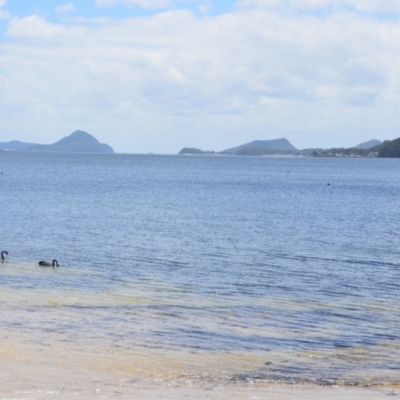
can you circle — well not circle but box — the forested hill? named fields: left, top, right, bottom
left=377, top=138, right=400, bottom=157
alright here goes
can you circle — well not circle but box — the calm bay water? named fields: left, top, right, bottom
left=0, top=152, right=399, bottom=389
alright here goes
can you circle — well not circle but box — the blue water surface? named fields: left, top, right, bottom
left=0, top=153, right=399, bottom=384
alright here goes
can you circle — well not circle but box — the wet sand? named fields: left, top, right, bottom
left=1, top=357, right=399, bottom=399
left=1, top=324, right=399, bottom=399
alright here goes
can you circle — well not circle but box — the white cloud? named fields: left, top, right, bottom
left=55, top=2, right=76, bottom=13
left=236, top=0, right=400, bottom=13
left=305, top=0, right=400, bottom=12
left=0, top=10, right=10, bottom=19
left=0, top=0, right=10, bottom=19
left=236, top=0, right=280, bottom=8
left=7, top=15, right=84, bottom=39
left=198, top=0, right=213, bottom=14
left=1, top=8, right=400, bottom=152
left=95, top=0, right=170, bottom=9
left=7, top=15, right=66, bottom=39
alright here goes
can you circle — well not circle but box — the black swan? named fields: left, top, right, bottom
left=39, top=259, right=59, bottom=268
left=1, top=251, right=8, bottom=260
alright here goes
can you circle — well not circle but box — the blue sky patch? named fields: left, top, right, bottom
left=2, top=0, right=237, bottom=22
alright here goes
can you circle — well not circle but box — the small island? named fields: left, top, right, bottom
left=178, top=137, right=400, bottom=158
left=0, top=130, right=114, bottom=154
left=178, top=147, right=216, bottom=155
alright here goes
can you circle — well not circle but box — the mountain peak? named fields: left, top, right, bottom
left=353, top=139, right=382, bottom=149
left=223, top=138, right=297, bottom=155
left=56, top=130, right=100, bottom=145
left=27, top=130, right=114, bottom=154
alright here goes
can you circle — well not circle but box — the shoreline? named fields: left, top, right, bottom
left=1, top=356, right=400, bottom=399
left=1, top=376, right=399, bottom=399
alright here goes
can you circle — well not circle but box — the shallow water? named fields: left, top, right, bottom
left=0, top=153, right=399, bottom=391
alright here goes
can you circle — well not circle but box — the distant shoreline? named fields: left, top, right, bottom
left=1, top=151, right=395, bottom=158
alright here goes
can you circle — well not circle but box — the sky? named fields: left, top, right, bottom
left=0, top=1, right=400, bottom=153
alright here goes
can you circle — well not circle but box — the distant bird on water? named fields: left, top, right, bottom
left=39, top=259, right=59, bottom=268
left=1, top=251, right=8, bottom=261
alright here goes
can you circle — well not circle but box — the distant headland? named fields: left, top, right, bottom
left=179, top=137, right=400, bottom=158
left=0, top=130, right=114, bottom=154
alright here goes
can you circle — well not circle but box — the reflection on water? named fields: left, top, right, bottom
left=0, top=154, right=400, bottom=394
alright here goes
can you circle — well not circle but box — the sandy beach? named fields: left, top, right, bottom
left=1, top=378, right=399, bottom=399
left=1, top=356, right=399, bottom=399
